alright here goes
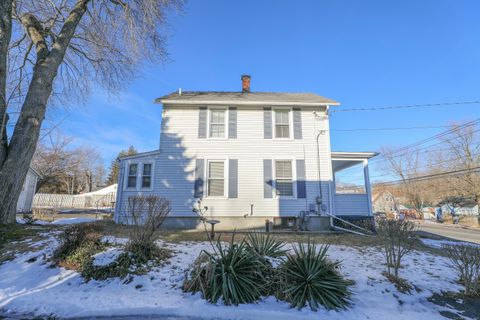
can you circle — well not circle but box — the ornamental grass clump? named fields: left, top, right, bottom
left=245, top=231, right=287, bottom=259
left=276, top=241, right=351, bottom=311
left=183, top=235, right=265, bottom=305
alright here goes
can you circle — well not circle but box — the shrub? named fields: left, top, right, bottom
left=126, top=195, right=170, bottom=261
left=53, top=223, right=103, bottom=263
left=443, top=244, right=480, bottom=296
left=245, top=232, right=287, bottom=259
left=376, top=219, right=417, bottom=278
left=276, top=242, right=350, bottom=311
left=184, top=237, right=265, bottom=305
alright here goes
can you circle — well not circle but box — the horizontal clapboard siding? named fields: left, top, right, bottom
left=334, top=194, right=370, bottom=216
left=115, top=105, right=335, bottom=220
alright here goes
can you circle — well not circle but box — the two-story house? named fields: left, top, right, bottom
left=114, top=75, right=377, bottom=230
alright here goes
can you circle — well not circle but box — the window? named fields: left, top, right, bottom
left=142, top=163, right=152, bottom=188
left=275, top=109, right=290, bottom=138
left=127, top=163, right=138, bottom=188
left=275, top=160, right=293, bottom=196
left=208, top=161, right=225, bottom=196
left=210, top=109, right=226, bottom=138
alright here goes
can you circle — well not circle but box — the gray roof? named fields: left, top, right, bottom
left=156, top=91, right=339, bottom=106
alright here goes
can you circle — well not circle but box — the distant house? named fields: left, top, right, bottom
left=16, top=167, right=40, bottom=213
left=114, top=75, right=378, bottom=230
left=438, top=199, right=479, bottom=217
left=372, top=190, right=397, bottom=214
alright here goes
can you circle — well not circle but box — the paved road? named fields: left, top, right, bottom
left=418, top=221, right=480, bottom=244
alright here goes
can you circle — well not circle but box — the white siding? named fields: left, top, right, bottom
left=334, top=194, right=370, bottom=216
left=116, top=105, right=334, bottom=220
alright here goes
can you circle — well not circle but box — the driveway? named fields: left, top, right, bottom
left=418, top=221, right=480, bottom=244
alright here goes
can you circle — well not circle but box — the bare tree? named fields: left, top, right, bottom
left=381, top=147, right=430, bottom=216
left=0, top=0, right=182, bottom=223
left=436, top=123, right=480, bottom=207
left=32, top=131, right=104, bottom=194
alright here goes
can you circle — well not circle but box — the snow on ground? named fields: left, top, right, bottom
left=0, top=233, right=464, bottom=320
left=93, top=248, right=124, bottom=267
left=16, top=217, right=97, bottom=225
left=420, top=238, right=480, bottom=248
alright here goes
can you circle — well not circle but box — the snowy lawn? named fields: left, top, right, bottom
left=0, top=226, right=474, bottom=320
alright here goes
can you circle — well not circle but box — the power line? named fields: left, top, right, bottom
left=331, top=100, right=480, bottom=113
left=376, top=166, right=480, bottom=186
left=331, top=125, right=449, bottom=132
left=370, top=119, right=480, bottom=162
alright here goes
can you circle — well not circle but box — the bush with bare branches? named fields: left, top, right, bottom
left=377, top=219, right=418, bottom=281
left=443, top=244, right=480, bottom=296
left=126, top=195, right=171, bottom=263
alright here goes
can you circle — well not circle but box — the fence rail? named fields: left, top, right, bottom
left=33, top=192, right=116, bottom=209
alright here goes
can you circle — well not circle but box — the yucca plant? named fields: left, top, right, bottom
left=277, top=241, right=350, bottom=311
left=184, top=235, right=265, bottom=305
left=245, top=231, right=287, bottom=258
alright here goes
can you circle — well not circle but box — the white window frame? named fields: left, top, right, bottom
left=272, top=107, right=293, bottom=140
left=207, top=107, right=228, bottom=140
left=123, top=160, right=155, bottom=191
left=273, top=159, right=296, bottom=198
left=205, top=159, right=228, bottom=198
left=140, top=162, right=155, bottom=191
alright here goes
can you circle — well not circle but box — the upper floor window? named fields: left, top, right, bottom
left=275, top=109, right=290, bottom=138
left=210, top=109, right=226, bottom=138
left=142, top=163, right=152, bottom=188
left=127, top=163, right=138, bottom=188
left=208, top=161, right=225, bottom=196
left=275, top=160, right=293, bottom=196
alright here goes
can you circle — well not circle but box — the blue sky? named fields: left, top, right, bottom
left=51, top=0, right=480, bottom=176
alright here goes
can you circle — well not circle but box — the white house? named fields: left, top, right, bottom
left=114, top=75, right=377, bottom=230
left=16, top=167, right=40, bottom=213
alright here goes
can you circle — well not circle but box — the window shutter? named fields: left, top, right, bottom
left=263, top=159, right=273, bottom=198
left=293, top=108, right=302, bottom=139
left=296, top=159, right=306, bottom=198
left=263, top=107, right=272, bottom=139
left=228, top=107, right=237, bottom=139
left=228, top=159, right=238, bottom=198
left=194, top=159, right=205, bottom=198
left=198, top=107, right=207, bottom=138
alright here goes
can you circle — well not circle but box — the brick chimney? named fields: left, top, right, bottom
left=241, top=75, right=251, bottom=93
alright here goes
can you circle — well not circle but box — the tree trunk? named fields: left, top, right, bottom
left=0, top=0, right=89, bottom=224
left=0, top=0, right=13, bottom=165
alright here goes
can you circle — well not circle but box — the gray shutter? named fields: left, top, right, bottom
left=263, top=107, right=272, bottom=139
left=293, top=108, right=302, bottom=139
left=228, top=107, right=237, bottom=139
left=228, top=159, right=238, bottom=198
left=194, top=159, right=205, bottom=198
left=263, top=159, right=273, bottom=198
left=296, top=159, right=306, bottom=198
left=198, top=107, right=207, bottom=138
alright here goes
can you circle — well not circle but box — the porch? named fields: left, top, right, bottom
left=331, top=152, right=378, bottom=217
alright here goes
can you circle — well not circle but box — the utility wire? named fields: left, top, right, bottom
left=369, top=119, right=480, bottom=162
left=331, top=125, right=449, bottom=132
left=331, top=100, right=480, bottom=113
left=376, top=166, right=480, bottom=186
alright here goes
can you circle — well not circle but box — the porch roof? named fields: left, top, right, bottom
left=331, top=151, right=378, bottom=172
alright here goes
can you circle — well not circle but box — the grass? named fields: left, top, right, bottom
left=0, top=223, right=56, bottom=264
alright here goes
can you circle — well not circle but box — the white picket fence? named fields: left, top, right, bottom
left=33, top=192, right=116, bottom=209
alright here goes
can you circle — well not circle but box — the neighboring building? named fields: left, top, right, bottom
left=16, top=167, right=40, bottom=213
left=114, top=75, right=378, bottom=230
left=372, top=190, right=397, bottom=214
left=439, top=200, right=479, bottom=217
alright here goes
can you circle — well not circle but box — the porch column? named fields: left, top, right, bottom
left=363, top=159, right=373, bottom=216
